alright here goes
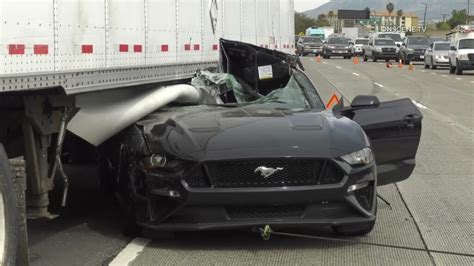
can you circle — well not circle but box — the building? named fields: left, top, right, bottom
left=325, top=10, right=420, bottom=33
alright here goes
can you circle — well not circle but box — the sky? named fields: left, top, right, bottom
left=294, top=0, right=330, bottom=12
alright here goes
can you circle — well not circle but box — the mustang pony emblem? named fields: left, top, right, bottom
left=254, top=166, right=284, bottom=178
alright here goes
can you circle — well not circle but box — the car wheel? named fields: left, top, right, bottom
left=327, top=55, right=331, bottom=59
left=455, top=60, right=463, bottom=75
left=430, top=58, right=437, bottom=69
left=449, top=60, right=456, bottom=74
left=372, top=55, right=377, bottom=62
left=363, top=52, right=368, bottom=62
left=0, top=145, right=17, bottom=266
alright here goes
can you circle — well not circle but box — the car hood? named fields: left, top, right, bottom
left=137, top=106, right=368, bottom=162
left=458, top=48, right=474, bottom=54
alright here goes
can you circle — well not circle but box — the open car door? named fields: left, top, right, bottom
left=340, top=97, right=423, bottom=186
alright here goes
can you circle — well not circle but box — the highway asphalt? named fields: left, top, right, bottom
left=27, top=57, right=474, bottom=266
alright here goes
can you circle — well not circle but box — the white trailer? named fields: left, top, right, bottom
left=0, top=1, right=295, bottom=263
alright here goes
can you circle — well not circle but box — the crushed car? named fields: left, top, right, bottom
left=88, top=39, right=422, bottom=236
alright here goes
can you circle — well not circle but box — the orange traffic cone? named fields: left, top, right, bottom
left=353, top=56, right=359, bottom=64
left=408, top=62, right=414, bottom=71
left=398, top=59, right=403, bottom=68
left=316, top=55, right=321, bottom=63
left=386, top=61, right=393, bottom=68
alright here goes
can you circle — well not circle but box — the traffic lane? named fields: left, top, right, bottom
left=27, top=165, right=131, bottom=266
left=303, top=58, right=474, bottom=258
left=305, top=57, right=473, bottom=131
left=127, top=185, right=432, bottom=265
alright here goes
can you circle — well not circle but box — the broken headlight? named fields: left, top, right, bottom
left=141, top=154, right=184, bottom=171
left=340, top=147, right=374, bottom=166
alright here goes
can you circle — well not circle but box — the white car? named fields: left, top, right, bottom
left=424, top=42, right=450, bottom=69
left=351, top=38, right=369, bottom=56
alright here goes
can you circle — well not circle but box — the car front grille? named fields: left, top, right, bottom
left=226, top=205, right=305, bottom=219
left=468, top=53, right=474, bottom=61
left=204, top=159, right=344, bottom=188
left=382, top=48, right=396, bottom=53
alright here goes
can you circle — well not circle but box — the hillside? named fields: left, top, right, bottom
left=303, top=0, right=467, bottom=21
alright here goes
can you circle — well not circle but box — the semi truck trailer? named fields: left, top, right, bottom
left=0, top=0, right=295, bottom=264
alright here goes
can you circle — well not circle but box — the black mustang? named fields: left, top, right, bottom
left=100, top=39, right=422, bottom=236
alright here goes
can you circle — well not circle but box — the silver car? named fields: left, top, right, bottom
left=424, top=41, right=450, bottom=69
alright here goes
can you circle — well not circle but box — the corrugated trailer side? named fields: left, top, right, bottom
left=0, top=0, right=294, bottom=94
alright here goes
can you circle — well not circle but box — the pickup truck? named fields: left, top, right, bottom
left=447, top=26, right=474, bottom=75
left=363, top=38, right=399, bottom=62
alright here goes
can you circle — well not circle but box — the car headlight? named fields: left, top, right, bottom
left=304, top=45, right=309, bottom=48
left=375, top=47, right=382, bottom=52
left=328, top=46, right=336, bottom=49
left=340, top=147, right=374, bottom=165
left=435, top=54, right=442, bottom=59
left=407, top=48, right=414, bottom=52
left=459, top=54, right=469, bottom=60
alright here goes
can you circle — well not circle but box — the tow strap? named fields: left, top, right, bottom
left=254, top=225, right=473, bottom=257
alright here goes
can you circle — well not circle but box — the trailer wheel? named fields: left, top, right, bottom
left=0, top=145, right=17, bottom=266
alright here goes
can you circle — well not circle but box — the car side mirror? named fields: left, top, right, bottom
left=450, top=46, right=457, bottom=51
left=351, top=95, right=380, bottom=108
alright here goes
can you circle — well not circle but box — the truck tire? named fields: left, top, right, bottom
left=363, top=52, right=368, bottom=62
left=449, top=60, right=456, bottom=74
left=0, top=144, right=17, bottom=266
left=455, top=60, right=463, bottom=75
left=372, top=55, right=377, bottom=62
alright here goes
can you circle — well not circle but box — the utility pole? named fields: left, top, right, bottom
left=422, top=2, right=429, bottom=29
left=468, top=0, right=471, bottom=24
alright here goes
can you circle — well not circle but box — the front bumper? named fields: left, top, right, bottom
left=303, top=47, right=322, bottom=54
left=459, top=59, right=474, bottom=70
left=374, top=52, right=398, bottom=60
left=139, top=161, right=377, bottom=231
left=433, top=58, right=449, bottom=66
left=406, top=52, right=425, bottom=61
left=326, top=49, right=352, bottom=56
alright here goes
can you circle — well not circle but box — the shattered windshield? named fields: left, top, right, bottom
left=191, top=70, right=324, bottom=111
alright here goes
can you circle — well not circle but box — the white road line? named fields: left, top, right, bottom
left=431, top=72, right=436, bottom=75
left=441, top=75, right=448, bottom=77
left=109, top=238, right=151, bottom=266
left=374, top=82, right=384, bottom=88
left=470, top=81, right=474, bottom=84
left=322, top=62, right=328, bottom=64
left=352, top=72, right=360, bottom=77
left=412, top=100, right=428, bottom=110
left=421, top=70, right=426, bottom=73
left=455, top=77, right=462, bottom=80
left=336, top=66, right=342, bottom=69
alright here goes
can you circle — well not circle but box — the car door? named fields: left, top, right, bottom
left=340, top=98, right=422, bottom=186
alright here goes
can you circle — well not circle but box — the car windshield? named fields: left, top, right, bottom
left=303, top=37, right=322, bottom=43
left=355, top=39, right=369, bottom=45
left=191, top=70, right=325, bottom=112
left=407, top=37, right=431, bottom=45
left=459, top=39, right=474, bottom=49
left=375, top=39, right=395, bottom=46
left=327, top=38, right=350, bottom=44
left=434, top=43, right=450, bottom=50
left=378, top=34, right=402, bottom=42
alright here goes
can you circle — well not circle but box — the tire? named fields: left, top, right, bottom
left=449, top=60, right=456, bottom=74
left=372, top=55, right=377, bottom=62
left=0, top=144, right=17, bottom=266
left=327, top=55, right=331, bottom=59
left=363, top=52, right=368, bottom=62
left=455, top=60, right=463, bottom=75
left=424, top=58, right=429, bottom=69
left=430, top=58, right=437, bottom=69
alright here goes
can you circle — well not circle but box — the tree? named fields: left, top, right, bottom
left=295, top=13, right=318, bottom=35
left=396, top=9, right=403, bottom=27
left=436, top=21, right=452, bottom=31
left=448, top=9, right=468, bottom=28
left=386, top=2, right=395, bottom=26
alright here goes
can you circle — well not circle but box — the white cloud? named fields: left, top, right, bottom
left=294, top=0, right=330, bottom=12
